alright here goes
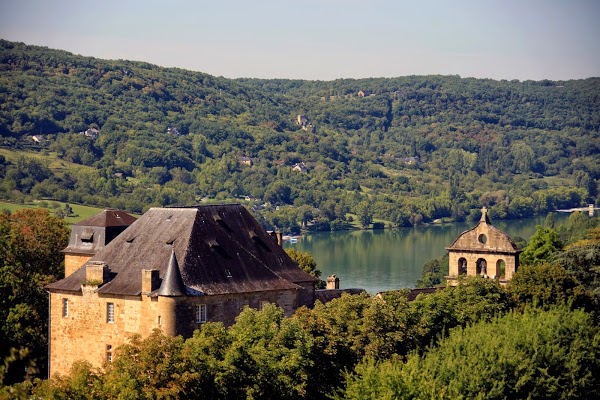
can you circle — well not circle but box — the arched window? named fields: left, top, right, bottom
left=458, top=257, right=467, bottom=275
left=496, top=259, right=506, bottom=279
left=476, top=258, right=487, bottom=276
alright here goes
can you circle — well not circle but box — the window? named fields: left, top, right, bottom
left=62, top=298, right=69, bottom=317
left=196, top=304, right=207, bottom=323
left=107, top=302, right=114, bottom=323
left=106, top=345, right=112, bottom=363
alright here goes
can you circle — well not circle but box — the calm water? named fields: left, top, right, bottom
left=283, top=214, right=569, bottom=294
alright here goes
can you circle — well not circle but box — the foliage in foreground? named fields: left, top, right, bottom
left=0, top=209, right=69, bottom=383
left=341, top=306, right=600, bottom=400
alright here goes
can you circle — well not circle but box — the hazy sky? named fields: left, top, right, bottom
left=1, top=0, right=598, bottom=81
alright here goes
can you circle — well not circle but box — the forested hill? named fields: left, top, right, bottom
left=1, top=39, right=599, bottom=230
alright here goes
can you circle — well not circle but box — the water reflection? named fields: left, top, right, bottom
left=284, top=214, right=568, bottom=294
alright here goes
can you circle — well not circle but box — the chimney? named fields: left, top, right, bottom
left=326, top=275, right=339, bottom=290
left=276, top=229, right=283, bottom=246
left=85, top=262, right=110, bottom=285
left=142, top=269, right=160, bottom=294
left=269, top=229, right=283, bottom=246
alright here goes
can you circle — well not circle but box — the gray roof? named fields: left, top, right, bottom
left=48, top=205, right=317, bottom=296
left=157, top=250, right=186, bottom=297
left=75, top=209, right=137, bottom=227
left=63, top=210, right=136, bottom=255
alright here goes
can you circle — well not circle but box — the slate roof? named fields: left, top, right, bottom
left=48, top=205, right=317, bottom=296
left=76, top=209, right=137, bottom=227
left=315, top=288, right=364, bottom=303
left=62, top=209, right=137, bottom=256
left=157, top=250, right=186, bottom=297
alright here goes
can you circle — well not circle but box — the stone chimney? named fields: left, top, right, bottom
left=326, top=274, right=339, bottom=290
left=269, top=229, right=283, bottom=246
left=142, top=269, right=160, bottom=294
left=85, top=262, right=110, bottom=285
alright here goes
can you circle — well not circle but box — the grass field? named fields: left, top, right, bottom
left=0, top=148, right=94, bottom=174
left=0, top=200, right=105, bottom=225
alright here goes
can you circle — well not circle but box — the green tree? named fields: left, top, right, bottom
left=218, top=304, right=314, bottom=400
left=355, top=201, right=373, bottom=229
left=102, top=331, right=186, bottom=399
left=342, top=306, right=600, bottom=400
left=508, top=263, right=592, bottom=312
left=520, top=225, right=563, bottom=265
left=0, top=209, right=69, bottom=383
left=285, top=248, right=325, bottom=288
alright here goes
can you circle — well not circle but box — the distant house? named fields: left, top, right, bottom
left=400, top=156, right=420, bottom=165
left=238, top=156, right=253, bottom=166
left=292, top=162, right=308, bottom=173
left=296, top=115, right=309, bottom=127
left=83, top=128, right=99, bottom=140
left=357, top=90, right=369, bottom=97
left=31, top=135, right=45, bottom=143
left=167, top=127, right=180, bottom=135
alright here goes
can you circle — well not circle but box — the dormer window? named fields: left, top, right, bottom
left=80, top=229, right=94, bottom=243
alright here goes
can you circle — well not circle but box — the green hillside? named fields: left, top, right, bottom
left=1, top=40, right=598, bottom=231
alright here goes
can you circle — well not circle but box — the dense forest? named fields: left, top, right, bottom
left=1, top=40, right=599, bottom=231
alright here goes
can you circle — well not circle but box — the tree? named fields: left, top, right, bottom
left=415, top=254, right=448, bottom=288
left=520, top=225, right=563, bottom=266
left=508, top=263, right=592, bottom=312
left=102, top=331, right=187, bottom=399
left=355, top=201, right=373, bottom=229
left=553, top=226, right=600, bottom=296
left=218, top=304, right=314, bottom=400
left=0, top=209, right=69, bottom=383
left=285, top=248, right=325, bottom=288
left=342, top=306, right=600, bottom=400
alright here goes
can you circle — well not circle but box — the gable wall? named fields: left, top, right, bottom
left=64, top=254, right=92, bottom=277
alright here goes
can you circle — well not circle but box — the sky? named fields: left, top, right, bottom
left=0, top=0, right=598, bottom=81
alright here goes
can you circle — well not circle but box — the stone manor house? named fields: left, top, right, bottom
left=46, top=205, right=328, bottom=377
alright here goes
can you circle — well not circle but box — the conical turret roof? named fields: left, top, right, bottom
left=157, top=249, right=186, bottom=296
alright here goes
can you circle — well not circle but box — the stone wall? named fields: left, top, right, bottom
left=49, top=288, right=301, bottom=376
left=49, top=289, right=160, bottom=377
left=173, top=289, right=300, bottom=337
left=64, top=253, right=92, bottom=277
left=448, top=251, right=518, bottom=281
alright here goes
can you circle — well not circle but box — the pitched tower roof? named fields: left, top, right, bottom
left=447, top=207, right=520, bottom=254
left=157, top=249, right=186, bottom=297
left=75, top=209, right=137, bottom=227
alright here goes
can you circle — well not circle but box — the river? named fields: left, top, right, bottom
left=283, top=214, right=570, bottom=294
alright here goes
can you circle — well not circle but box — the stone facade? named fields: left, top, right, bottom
left=64, top=253, right=93, bottom=278
left=48, top=285, right=300, bottom=375
left=446, top=208, right=521, bottom=286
